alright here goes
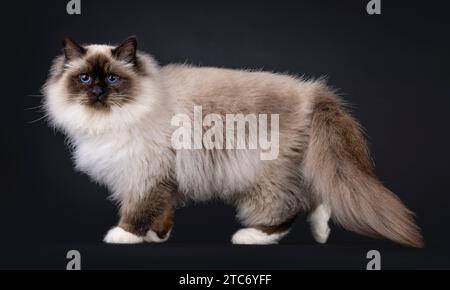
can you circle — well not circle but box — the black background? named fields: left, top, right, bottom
left=2, top=0, right=450, bottom=269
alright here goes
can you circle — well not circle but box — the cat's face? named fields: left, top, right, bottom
left=60, top=37, right=141, bottom=110
left=44, top=37, right=164, bottom=135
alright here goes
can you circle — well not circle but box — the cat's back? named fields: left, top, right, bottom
left=160, top=64, right=320, bottom=115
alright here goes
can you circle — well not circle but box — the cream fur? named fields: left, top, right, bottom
left=160, top=65, right=320, bottom=226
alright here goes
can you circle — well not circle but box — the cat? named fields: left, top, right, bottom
left=43, top=36, right=424, bottom=247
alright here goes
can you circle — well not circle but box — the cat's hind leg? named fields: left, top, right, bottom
left=308, top=204, right=331, bottom=244
left=231, top=198, right=297, bottom=245
left=231, top=177, right=304, bottom=245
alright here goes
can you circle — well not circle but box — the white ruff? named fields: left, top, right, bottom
left=44, top=46, right=174, bottom=202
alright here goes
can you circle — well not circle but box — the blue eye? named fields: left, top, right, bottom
left=79, top=74, right=91, bottom=84
left=106, top=74, right=119, bottom=84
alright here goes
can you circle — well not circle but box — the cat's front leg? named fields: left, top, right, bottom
left=104, top=180, right=176, bottom=244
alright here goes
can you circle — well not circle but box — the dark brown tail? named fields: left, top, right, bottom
left=302, top=88, right=424, bottom=247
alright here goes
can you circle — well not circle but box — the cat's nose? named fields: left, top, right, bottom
left=91, top=86, right=106, bottom=101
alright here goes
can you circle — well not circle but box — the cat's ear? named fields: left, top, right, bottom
left=62, top=37, right=86, bottom=61
left=112, top=36, right=137, bottom=65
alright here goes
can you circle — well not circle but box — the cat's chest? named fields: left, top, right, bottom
left=74, top=135, right=143, bottom=169
left=71, top=131, right=173, bottom=200
left=72, top=134, right=153, bottom=190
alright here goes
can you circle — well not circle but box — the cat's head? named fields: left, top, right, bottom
left=43, top=37, right=166, bottom=136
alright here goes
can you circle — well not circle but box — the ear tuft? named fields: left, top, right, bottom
left=62, top=37, right=86, bottom=61
left=112, top=36, right=138, bottom=65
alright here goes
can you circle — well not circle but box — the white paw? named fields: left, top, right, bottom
left=231, top=228, right=288, bottom=245
left=144, top=229, right=171, bottom=243
left=103, top=227, right=144, bottom=244
left=311, top=225, right=331, bottom=244
left=308, top=204, right=331, bottom=244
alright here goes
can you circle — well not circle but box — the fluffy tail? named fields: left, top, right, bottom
left=302, top=89, right=424, bottom=248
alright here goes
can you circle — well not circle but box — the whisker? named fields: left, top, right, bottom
left=115, top=98, right=142, bottom=105
left=32, top=93, right=85, bottom=95
left=110, top=95, right=133, bottom=99
left=110, top=100, right=125, bottom=108
left=28, top=94, right=85, bottom=97
left=24, top=105, right=44, bottom=111
left=27, top=114, right=49, bottom=124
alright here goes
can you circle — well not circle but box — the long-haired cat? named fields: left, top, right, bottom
left=43, top=37, right=423, bottom=247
